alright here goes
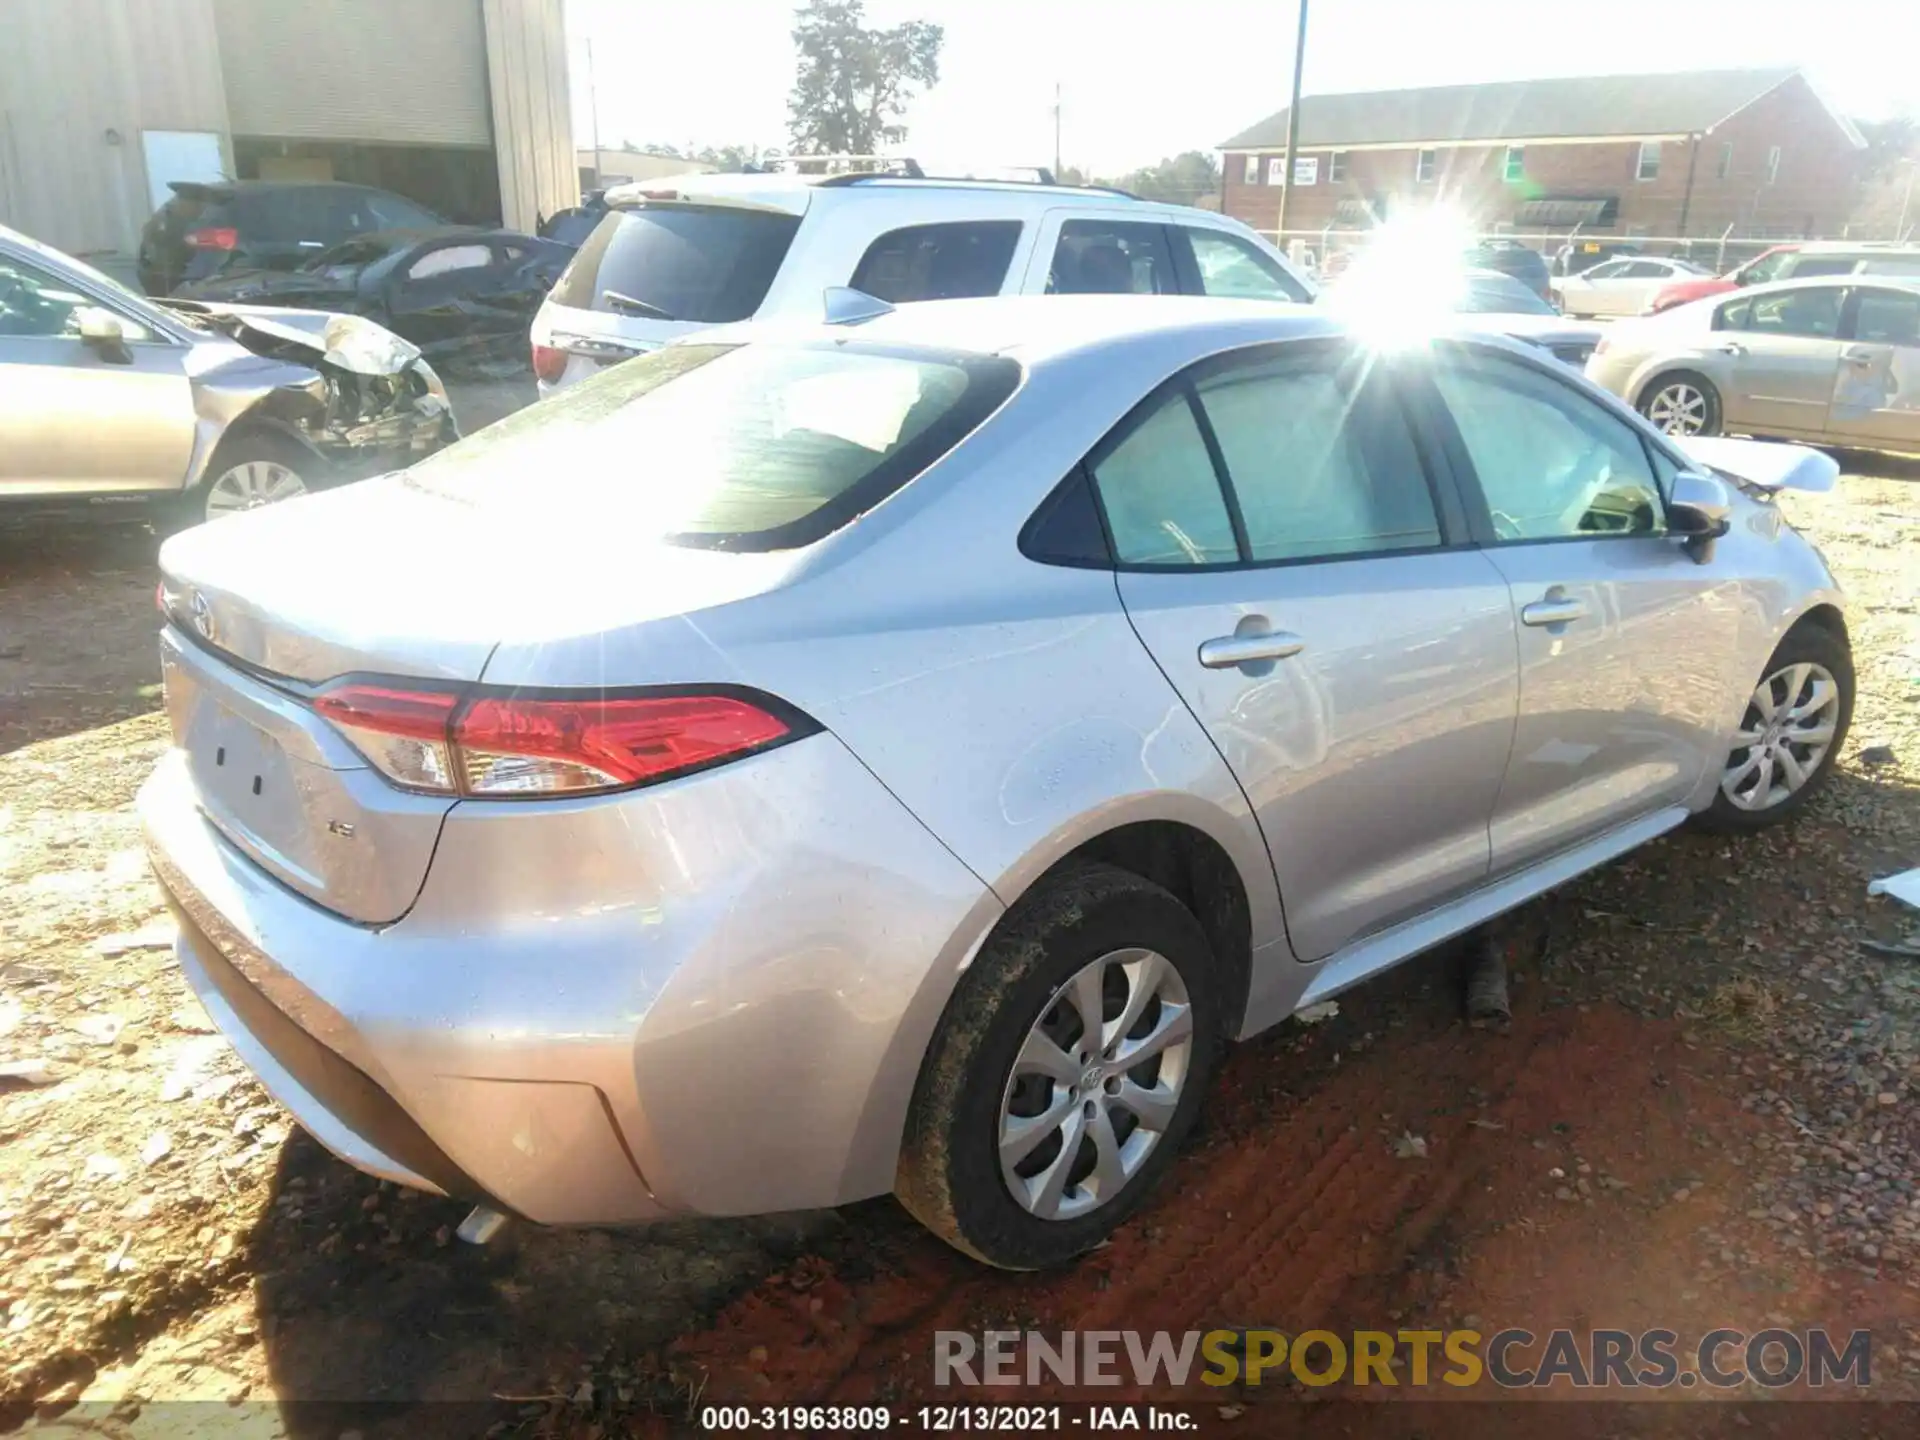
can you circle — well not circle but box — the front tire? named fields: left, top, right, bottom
left=173, top=432, right=314, bottom=531
left=1639, top=370, right=1722, bottom=438
left=1699, top=623, right=1853, bottom=833
left=897, top=864, right=1223, bottom=1270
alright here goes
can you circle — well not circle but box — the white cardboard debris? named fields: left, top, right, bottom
left=1868, top=868, right=1920, bottom=909
left=1294, top=1001, right=1340, bottom=1025
left=95, top=920, right=178, bottom=957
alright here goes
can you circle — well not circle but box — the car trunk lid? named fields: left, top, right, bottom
left=157, top=475, right=809, bottom=923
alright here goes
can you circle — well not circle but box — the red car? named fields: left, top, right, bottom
left=1645, top=244, right=1801, bottom=313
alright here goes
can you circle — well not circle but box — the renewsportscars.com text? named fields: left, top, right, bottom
left=934, top=1327, right=1873, bottom=1390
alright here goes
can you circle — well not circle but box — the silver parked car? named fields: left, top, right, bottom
left=0, top=224, right=454, bottom=528
left=143, top=295, right=1852, bottom=1269
left=1588, top=275, right=1920, bottom=453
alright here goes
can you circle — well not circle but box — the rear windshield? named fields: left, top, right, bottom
left=407, top=341, right=1020, bottom=550
left=547, top=206, right=802, bottom=323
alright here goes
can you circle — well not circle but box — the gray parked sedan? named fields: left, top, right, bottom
left=0, top=224, right=454, bottom=528
left=1586, top=275, right=1920, bottom=453
left=143, top=295, right=1852, bottom=1269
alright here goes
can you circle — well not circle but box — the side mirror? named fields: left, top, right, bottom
left=1668, top=470, right=1732, bottom=563
left=76, top=306, right=133, bottom=363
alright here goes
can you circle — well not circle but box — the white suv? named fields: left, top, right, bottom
left=529, top=169, right=1316, bottom=393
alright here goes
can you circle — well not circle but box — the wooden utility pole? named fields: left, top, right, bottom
left=1275, top=0, right=1309, bottom=236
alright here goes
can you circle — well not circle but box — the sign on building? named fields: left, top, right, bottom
left=1293, top=156, right=1319, bottom=186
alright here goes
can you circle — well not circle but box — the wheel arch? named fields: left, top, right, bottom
left=1633, top=363, right=1721, bottom=415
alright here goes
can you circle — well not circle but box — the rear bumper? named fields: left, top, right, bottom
left=141, top=733, right=999, bottom=1224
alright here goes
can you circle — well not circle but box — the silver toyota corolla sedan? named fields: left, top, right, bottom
left=1586, top=274, right=1920, bottom=453
left=143, top=295, right=1852, bottom=1269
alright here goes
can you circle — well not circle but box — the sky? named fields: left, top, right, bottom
left=566, top=0, right=1916, bottom=176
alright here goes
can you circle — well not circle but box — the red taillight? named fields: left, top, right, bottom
left=310, top=682, right=801, bottom=798
left=313, top=685, right=459, bottom=740
left=185, top=226, right=238, bottom=250
left=531, top=342, right=567, bottom=384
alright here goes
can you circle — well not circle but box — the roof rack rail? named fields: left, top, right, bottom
left=763, top=154, right=926, bottom=178
left=815, top=168, right=1144, bottom=200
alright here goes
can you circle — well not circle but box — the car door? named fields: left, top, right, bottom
left=1717, top=284, right=1845, bottom=436
left=0, top=248, right=194, bottom=495
left=1557, top=259, right=1624, bottom=316
left=381, top=238, right=498, bottom=347
left=1418, top=342, right=1746, bottom=873
left=1828, top=284, right=1920, bottom=449
left=1599, top=260, right=1667, bottom=316
left=1023, top=212, right=1181, bottom=295
left=1086, top=340, right=1519, bottom=961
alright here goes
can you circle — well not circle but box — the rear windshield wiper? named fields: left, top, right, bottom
left=602, top=290, right=676, bottom=321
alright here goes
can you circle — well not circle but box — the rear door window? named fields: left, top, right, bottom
left=1195, top=353, right=1442, bottom=563
left=1847, top=288, right=1920, bottom=345
left=546, top=206, right=802, bottom=323
left=1180, top=228, right=1311, bottom=302
left=850, top=221, right=1022, bottom=303
left=1046, top=219, right=1177, bottom=295
left=1087, top=393, right=1239, bottom=566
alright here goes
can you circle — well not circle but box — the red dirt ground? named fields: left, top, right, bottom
left=666, top=977, right=1914, bottom=1435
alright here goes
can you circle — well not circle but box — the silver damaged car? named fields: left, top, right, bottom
left=1, top=224, right=454, bottom=528
left=142, top=295, right=1853, bottom=1268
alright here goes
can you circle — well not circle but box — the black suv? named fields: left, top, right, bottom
left=138, top=180, right=447, bottom=295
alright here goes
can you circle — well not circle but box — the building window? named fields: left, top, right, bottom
left=1244, top=154, right=1259, bottom=185
left=1266, top=157, right=1285, bottom=186
left=1767, top=145, right=1782, bottom=183
left=1503, top=146, right=1525, bottom=182
left=1636, top=141, right=1661, bottom=181
left=1328, top=151, right=1347, bottom=183
left=1715, top=142, right=1733, bottom=180
left=1415, top=149, right=1437, bottom=183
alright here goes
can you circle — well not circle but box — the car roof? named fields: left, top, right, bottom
left=1796, top=240, right=1920, bottom=255
left=604, top=170, right=1157, bottom=219
left=1728, top=273, right=1920, bottom=298
left=698, top=293, right=1340, bottom=365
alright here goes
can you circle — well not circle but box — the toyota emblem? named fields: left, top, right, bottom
left=188, top=590, right=216, bottom=643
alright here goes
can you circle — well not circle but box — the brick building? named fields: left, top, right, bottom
left=1219, top=67, right=1864, bottom=242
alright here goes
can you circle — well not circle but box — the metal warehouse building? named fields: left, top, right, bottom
left=0, top=0, right=577, bottom=266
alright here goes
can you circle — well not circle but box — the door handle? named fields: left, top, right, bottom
left=1713, top=341, right=1747, bottom=356
left=1520, top=591, right=1589, bottom=628
left=1198, top=630, right=1306, bottom=669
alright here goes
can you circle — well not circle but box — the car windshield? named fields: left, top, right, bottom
left=3, top=229, right=190, bottom=333
left=1741, top=250, right=1795, bottom=283
left=406, top=340, right=1021, bottom=549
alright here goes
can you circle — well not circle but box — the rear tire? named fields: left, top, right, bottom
left=897, top=863, right=1224, bottom=1270
left=1638, top=370, right=1722, bottom=438
left=170, top=431, right=314, bottom=532
left=1697, top=623, right=1853, bottom=833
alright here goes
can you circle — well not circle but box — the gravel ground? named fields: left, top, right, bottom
left=0, top=456, right=1916, bottom=1433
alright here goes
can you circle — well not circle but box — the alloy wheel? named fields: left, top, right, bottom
left=1722, top=661, right=1841, bottom=811
left=204, top=461, right=308, bottom=520
left=1646, top=382, right=1709, bottom=436
left=997, top=947, right=1193, bottom=1221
